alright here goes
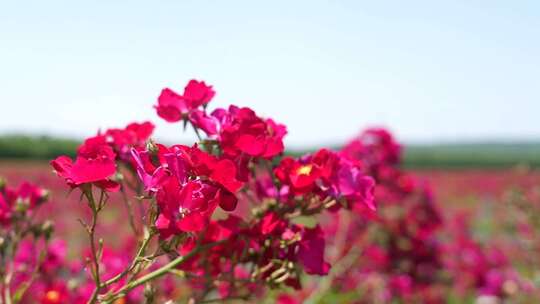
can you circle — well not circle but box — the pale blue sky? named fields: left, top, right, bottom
left=1, top=1, right=539, bottom=146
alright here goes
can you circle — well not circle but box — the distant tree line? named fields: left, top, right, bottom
left=1, top=135, right=540, bottom=168
left=0, top=135, right=79, bottom=160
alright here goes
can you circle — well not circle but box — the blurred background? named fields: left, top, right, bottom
left=2, top=2, right=540, bottom=302
left=0, top=0, right=539, bottom=167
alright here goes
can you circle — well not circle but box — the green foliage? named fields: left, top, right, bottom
left=2, top=135, right=540, bottom=169
left=403, top=142, right=540, bottom=169
left=288, top=142, right=540, bottom=169
left=0, top=135, right=79, bottom=160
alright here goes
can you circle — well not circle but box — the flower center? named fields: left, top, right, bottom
left=45, top=290, right=60, bottom=302
left=297, top=164, right=313, bottom=176
left=178, top=206, right=189, bottom=218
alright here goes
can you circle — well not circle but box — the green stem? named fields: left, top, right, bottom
left=200, top=295, right=250, bottom=303
left=189, top=121, right=203, bottom=142
left=12, top=239, right=49, bottom=303
left=120, top=183, right=139, bottom=236
left=102, top=230, right=154, bottom=287
left=84, top=189, right=103, bottom=304
left=102, top=240, right=225, bottom=303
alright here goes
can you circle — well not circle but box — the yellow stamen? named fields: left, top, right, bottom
left=297, top=164, right=313, bottom=175
left=114, top=297, right=127, bottom=304
left=45, top=290, right=60, bottom=303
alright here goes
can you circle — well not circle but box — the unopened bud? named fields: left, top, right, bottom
left=0, top=178, right=6, bottom=191
left=41, top=220, right=55, bottom=240
left=143, top=283, right=156, bottom=302
left=15, top=198, right=30, bottom=213
left=38, top=189, right=50, bottom=204
left=67, top=279, right=78, bottom=290
left=115, top=172, right=125, bottom=182
left=287, top=261, right=294, bottom=270
left=146, top=140, right=161, bottom=167
left=146, top=139, right=158, bottom=154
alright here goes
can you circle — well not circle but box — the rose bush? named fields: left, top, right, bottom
left=47, top=79, right=375, bottom=303
left=0, top=80, right=537, bottom=303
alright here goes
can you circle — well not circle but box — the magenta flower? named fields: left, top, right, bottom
left=216, top=106, right=287, bottom=159
left=131, top=148, right=170, bottom=193
left=155, top=80, right=215, bottom=122
left=51, top=135, right=119, bottom=191
left=182, top=79, right=216, bottom=107
left=335, top=158, right=376, bottom=211
left=297, top=225, right=330, bottom=275
left=188, top=109, right=219, bottom=135
left=104, top=121, right=154, bottom=160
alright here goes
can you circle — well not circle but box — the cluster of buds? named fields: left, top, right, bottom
left=0, top=178, right=49, bottom=226
left=0, top=178, right=58, bottom=303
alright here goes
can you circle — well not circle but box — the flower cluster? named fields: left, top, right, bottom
left=7, top=236, right=181, bottom=304
left=45, top=79, right=375, bottom=303
left=50, top=121, right=154, bottom=193
left=444, top=213, right=527, bottom=299
left=132, top=144, right=243, bottom=235
left=0, top=178, right=58, bottom=303
left=317, top=129, right=447, bottom=302
left=0, top=179, right=49, bottom=226
left=4, top=78, right=535, bottom=303
left=274, top=148, right=375, bottom=212
left=278, top=128, right=534, bottom=303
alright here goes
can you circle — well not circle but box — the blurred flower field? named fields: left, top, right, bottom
left=2, top=159, right=540, bottom=303
left=1, top=80, right=539, bottom=303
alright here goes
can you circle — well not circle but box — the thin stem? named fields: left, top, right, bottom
left=200, top=295, right=250, bottom=303
left=84, top=189, right=104, bottom=304
left=102, top=240, right=226, bottom=303
left=189, top=121, right=203, bottom=142
left=4, top=216, right=23, bottom=304
left=12, top=239, right=49, bottom=303
left=4, top=287, right=10, bottom=304
left=120, top=184, right=139, bottom=236
left=101, top=229, right=154, bottom=288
